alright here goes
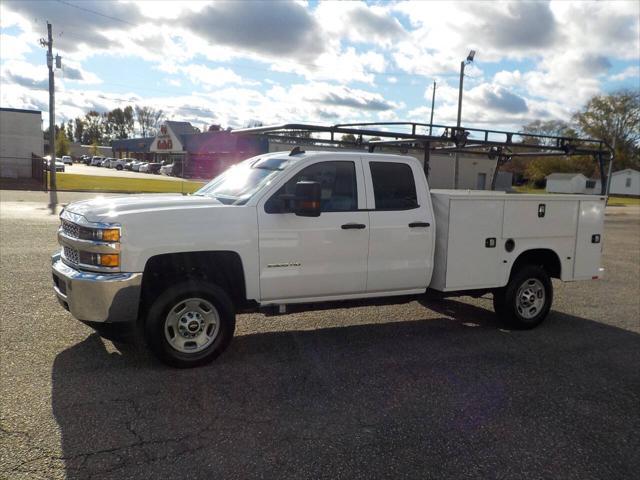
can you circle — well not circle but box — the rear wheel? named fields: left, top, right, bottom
left=116, top=165, right=123, bottom=170
left=144, top=281, right=235, bottom=368
left=493, top=265, right=552, bottom=329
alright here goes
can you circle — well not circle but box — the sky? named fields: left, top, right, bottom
left=1, top=0, right=638, bottom=135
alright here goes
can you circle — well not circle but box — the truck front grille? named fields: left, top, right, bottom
left=62, top=220, right=80, bottom=238
left=63, top=246, right=80, bottom=265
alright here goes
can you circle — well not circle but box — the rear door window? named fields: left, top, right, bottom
left=369, top=162, right=418, bottom=210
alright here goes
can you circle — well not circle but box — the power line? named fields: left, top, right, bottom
left=55, top=0, right=137, bottom=27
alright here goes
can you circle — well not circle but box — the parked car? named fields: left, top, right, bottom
left=147, top=162, right=162, bottom=174
left=90, top=156, right=104, bottom=166
left=160, top=163, right=174, bottom=176
left=108, top=158, right=129, bottom=170
left=43, top=158, right=65, bottom=172
left=61, top=155, right=73, bottom=165
left=138, top=162, right=150, bottom=173
left=130, top=161, right=143, bottom=172
left=81, top=155, right=91, bottom=165
left=52, top=148, right=607, bottom=368
left=100, top=158, right=112, bottom=167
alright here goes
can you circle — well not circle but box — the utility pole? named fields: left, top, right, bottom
left=429, top=81, right=436, bottom=135
left=44, top=22, right=58, bottom=213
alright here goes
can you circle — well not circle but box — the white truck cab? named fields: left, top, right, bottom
left=52, top=149, right=605, bottom=367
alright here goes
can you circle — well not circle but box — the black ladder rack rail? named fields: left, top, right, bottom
left=232, top=122, right=614, bottom=195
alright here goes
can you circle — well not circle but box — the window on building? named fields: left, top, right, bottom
left=265, top=161, right=357, bottom=213
left=369, top=162, right=418, bottom=210
left=626, top=177, right=632, bottom=188
left=586, top=180, right=596, bottom=189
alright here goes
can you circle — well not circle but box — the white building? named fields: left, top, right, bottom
left=546, top=173, right=588, bottom=193
left=0, top=107, right=44, bottom=179
left=545, top=173, right=602, bottom=194
left=609, top=169, right=640, bottom=197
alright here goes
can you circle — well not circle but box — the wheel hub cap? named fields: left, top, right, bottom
left=516, top=278, right=545, bottom=320
left=164, top=298, right=220, bottom=353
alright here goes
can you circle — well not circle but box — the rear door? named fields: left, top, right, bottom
left=257, top=157, right=369, bottom=301
left=363, top=158, right=435, bottom=293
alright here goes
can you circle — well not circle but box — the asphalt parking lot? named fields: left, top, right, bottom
left=1, top=191, right=639, bottom=479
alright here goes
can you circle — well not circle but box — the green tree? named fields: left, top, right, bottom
left=573, top=90, right=640, bottom=170
left=106, top=106, right=136, bottom=140
left=74, top=118, right=85, bottom=143
left=90, top=140, right=99, bottom=156
left=66, top=120, right=74, bottom=142
left=341, top=133, right=357, bottom=143
left=55, top=128, right=71, bottom=157
left=82, top=111, right=104, bottom=145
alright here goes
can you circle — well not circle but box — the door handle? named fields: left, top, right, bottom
left=408, top=222, right=430, bottom=228
left=341, top=223, right=366, bottom=230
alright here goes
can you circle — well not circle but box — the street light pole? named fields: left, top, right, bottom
left=453, top=50, right=475, bottom=189
left=429, top=80, right=436, bottom=135
left=456, top=61, right=465, bottom=129
left=46, top=22, right=58, bottom=212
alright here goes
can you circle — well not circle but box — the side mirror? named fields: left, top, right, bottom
left=294, top=181, right=321, bottom=217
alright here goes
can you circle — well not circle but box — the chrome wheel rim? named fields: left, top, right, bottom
left=164, top=298, right=220, bottom=353
left=516, top=278, right=546, bottom=320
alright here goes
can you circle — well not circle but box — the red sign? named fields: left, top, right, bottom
left=157, top=138, right=173, bottom=149
left=157, top=124, right=172, bottom=149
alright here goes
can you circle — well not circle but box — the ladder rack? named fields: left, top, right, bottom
left=233, top=122, right=614, bottom=195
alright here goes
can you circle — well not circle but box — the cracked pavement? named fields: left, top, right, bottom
left=1, top=191, right=639, bottom=479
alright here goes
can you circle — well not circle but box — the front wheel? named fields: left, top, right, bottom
left=493, top=265, right=553, bottom=329
left=144, top=281, right=236, bottom=368
left=116, top=165, right=123, bottom=170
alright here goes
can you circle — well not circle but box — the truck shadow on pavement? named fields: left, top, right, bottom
left=51, top=299, right=640, bottom=479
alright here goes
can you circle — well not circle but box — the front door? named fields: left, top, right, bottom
left=257, top=158, right=369, bottom=302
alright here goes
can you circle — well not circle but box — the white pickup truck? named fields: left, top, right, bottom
left=52, top=149, right=605, bottom=367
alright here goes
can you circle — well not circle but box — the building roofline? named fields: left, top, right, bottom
left=0, top=107, right=42, bottom=115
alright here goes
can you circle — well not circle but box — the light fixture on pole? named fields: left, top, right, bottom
left=453, top=49, right=476, bottom=189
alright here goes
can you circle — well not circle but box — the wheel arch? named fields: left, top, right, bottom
left=509, top=248, right=562, bottom=281
left=139, top=251, right=249, bottom=318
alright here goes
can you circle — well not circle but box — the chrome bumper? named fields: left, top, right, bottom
left=51, top=253, right=143, bottom=323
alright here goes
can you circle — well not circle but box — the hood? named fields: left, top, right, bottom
left=64, top=193, right=224, bottom=223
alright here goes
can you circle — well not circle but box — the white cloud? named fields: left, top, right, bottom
left=610, top=66, right=640, bottom=82
left=178, top=65, right=258, bottom=89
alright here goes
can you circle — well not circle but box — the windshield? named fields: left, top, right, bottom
left=194, top=155, right=299, bottom=205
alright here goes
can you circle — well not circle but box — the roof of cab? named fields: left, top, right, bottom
left=266, top=149, right=416, bottom=163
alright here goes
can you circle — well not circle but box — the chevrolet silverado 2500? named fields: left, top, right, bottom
left=52, top=150, right=605, bottom=367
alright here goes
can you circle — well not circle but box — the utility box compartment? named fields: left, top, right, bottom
left=428, top=190, right=606, bottom=292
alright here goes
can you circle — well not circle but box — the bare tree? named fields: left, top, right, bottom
left=573, top=90, right=640, bottom=169
left=135, top=105, right=164, bottom=137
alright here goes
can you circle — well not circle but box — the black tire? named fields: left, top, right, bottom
left=493, top=265, right=553, bottom=329
left=144, top=281, right=235, bottom=368
left=116, top=165, right=123, bottom=170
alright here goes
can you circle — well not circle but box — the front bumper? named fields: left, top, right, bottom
left=51, top=253, right=143, bottom=323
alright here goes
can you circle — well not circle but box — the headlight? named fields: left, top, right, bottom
left=74, top=226, right=121, bottom=242
left=98, top=228, right=120, bottom=242
left=79, top=252, right=120, bottom=268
